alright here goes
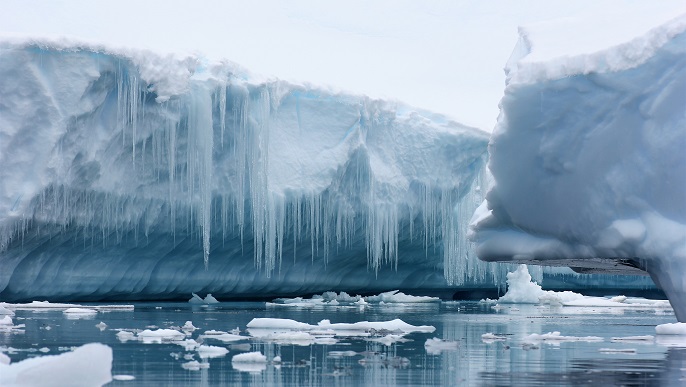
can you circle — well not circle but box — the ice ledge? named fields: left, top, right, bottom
left=473, top=15, right=686, bottom=320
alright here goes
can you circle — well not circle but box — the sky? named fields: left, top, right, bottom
left=0, top=0, right=684, bottom=132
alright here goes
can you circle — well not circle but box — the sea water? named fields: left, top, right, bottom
left=1, top=301, right=684, bottom=386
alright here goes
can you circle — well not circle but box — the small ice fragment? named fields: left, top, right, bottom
left=188, top=293, right=205, bottom=304
left=204, top=294, right=219, bottom=304
left=39, top=347, right=50, bottom=353
left=96, top=322, right=108, bottom=331
left=0, top=305, right=14, bottom=316
left=137, top=329, right=185, bottom=343
left=0, top=316, right=12, bottom=325
left=203, top=330, right=226, bottom=335
left=197, top=345, right=229, bottom=359
left=0, top=352, right=10, bottom=365
left=113, top=375, right=136, bottom=381
left=116, top=331, right=136, bottom=342
left=611, top=335, right=654, bottom=342
left=599, top=348, right=637, bottom=354
left=272, top=355, right=282, bottom=364
left=182, top=321, right=197, bottom=332
left=523, top=332, right=603, bottom=343
left=63, top=308, right=97, bottom=314
left=656, top=323, right=686, bottom=335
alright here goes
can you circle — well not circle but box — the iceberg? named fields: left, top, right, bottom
left=0, top=37, right=502, bottom=302
left=470, top=15, right=686, bottom=320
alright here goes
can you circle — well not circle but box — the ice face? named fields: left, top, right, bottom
left=0, top=40, right=506, bottom=301
left=470, top=15, right=686, bottom=320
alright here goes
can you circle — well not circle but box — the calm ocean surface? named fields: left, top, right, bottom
left=2, top=301, right=684, bottom=386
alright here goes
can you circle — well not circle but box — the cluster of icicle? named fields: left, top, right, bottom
left=0, top=50, right=504, bottom=286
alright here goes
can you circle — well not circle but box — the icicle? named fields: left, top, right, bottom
left=187, top=83, right=214, bottom=268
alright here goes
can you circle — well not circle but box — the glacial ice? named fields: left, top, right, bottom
left=0, top=343, right=113, bottom=386
left=470, top=14, right=686, bottom=319
left=0, top=38, right=504, bottom=302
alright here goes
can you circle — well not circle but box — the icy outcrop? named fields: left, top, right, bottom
left=470, top=15, right=686, bottom=319
left=0, top=39, right=500, bottom=301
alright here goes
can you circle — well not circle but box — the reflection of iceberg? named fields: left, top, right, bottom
left=231, top=351, right=267, bottom=373
left=470, top=15, right=686, bottom=320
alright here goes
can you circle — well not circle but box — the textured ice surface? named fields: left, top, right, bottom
left=498, top=265, right=671, bottom=309
left=0, top=39, right=505, bottom=302
left=470, top=14, right=686, bottom=319
left=0, top=343, right=112, bottom=386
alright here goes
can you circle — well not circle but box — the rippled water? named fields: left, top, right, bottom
left=2, top=301, right=685, bottom=386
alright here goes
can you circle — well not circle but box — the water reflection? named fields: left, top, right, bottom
left=0, top=301, right=683, bottom=385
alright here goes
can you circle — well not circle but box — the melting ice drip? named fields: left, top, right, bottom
left=0, top=44, right=500, bottom=289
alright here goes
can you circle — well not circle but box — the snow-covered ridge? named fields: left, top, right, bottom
left=471, top=14, right=686, bottom=319
left=0, top=39, right=497, bottom=301
left=506, top=13, right=686, bottom=85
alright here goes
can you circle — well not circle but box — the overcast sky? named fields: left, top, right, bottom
left=1, top=0, right=683, bottom=131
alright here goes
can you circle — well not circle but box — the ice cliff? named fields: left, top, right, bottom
left=470, top=15, right=686, bottom=320
left=0, top=39, right=500, bottom=301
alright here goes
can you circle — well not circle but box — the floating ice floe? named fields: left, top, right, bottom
left=0, top=305, right=14, bottom=315
left=656, top=322, right=686, bottom=335
left=197, top=345, right=229, bottom=359
left=137, top=329, right=186, bottom=343
left=268, top=290, right=439, bottom=308
left=598, top=348, right=637, bottom=354
left=63, top=308, right=98, bottom=320
left=0, top=343, right=112, bottom=386
left=365, top=290, right=440, bottom=304
left=96, top=322, right=108, bottom=331
left=113, top=375, right=136, bottom=381
left=0, top=301, right=133, bottom=311
left=0, top=352, right=10, bottom=365
left=182, top=321, right=198, bottom=332
left=246, top=317, right=435, bottom=339
left=497, top=265, right=671, bottom=309
left=424, top=338, right=459, bottom=354
left=610, top=335, right=654, bottom=343
left=200, top=332, right=248, bottom=343
left=523, top=331, right=603, bottom=344
left=0, top=316, right=25, bottom=333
